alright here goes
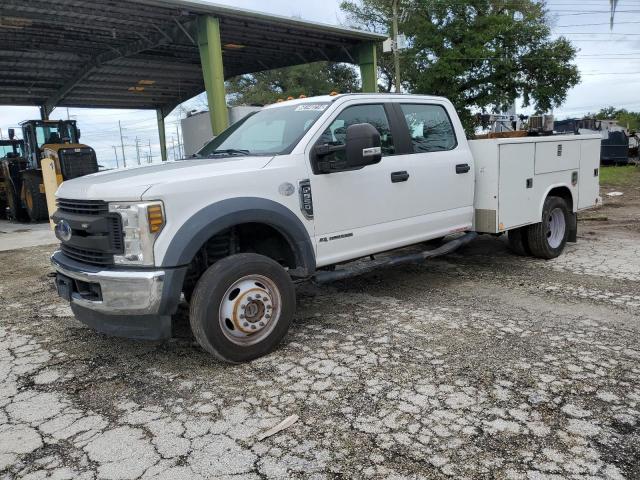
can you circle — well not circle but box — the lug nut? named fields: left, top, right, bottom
left=240, top=314, right=245, bottom=319
left=243, top=322, right=249, bottom=327
left=265, top=314, right=271, bottom=319
left=259, top=322, right=264, bottom=327
left=251, top=325, right=257, bottom=330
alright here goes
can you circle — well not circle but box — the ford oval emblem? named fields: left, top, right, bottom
left=55, top=220, right=72, bottom=242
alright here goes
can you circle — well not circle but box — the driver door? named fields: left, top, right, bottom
left=309, top=102, right=420, bottom=266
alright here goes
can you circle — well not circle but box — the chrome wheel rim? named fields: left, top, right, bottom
left=547, top=208, right=566, bottom=249
left=218, top=274, right=281, bottom=346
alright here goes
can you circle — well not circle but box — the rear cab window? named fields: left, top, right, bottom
left=399, top=104, right=457, bottom=153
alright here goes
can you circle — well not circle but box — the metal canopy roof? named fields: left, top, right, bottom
left=0, top=0, right=384, bottom=112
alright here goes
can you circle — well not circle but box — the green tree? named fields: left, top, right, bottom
left=341, top=0, right=581, bottom=132
left=226, top=62, right=360, bottom=106
left=596, top=106, right=640, bottom=131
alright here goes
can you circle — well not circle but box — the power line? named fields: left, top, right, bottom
left=554, top=21, right=640, bottom=27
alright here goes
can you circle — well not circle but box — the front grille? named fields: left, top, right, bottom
left=57, top=199, right=109, bottom=216
left=61, top=244, right=114, bottom=266
left=59, top=149, right=99, bottom=180
left=56, top=198, right=124, bottom=267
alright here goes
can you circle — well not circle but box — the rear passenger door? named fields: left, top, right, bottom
left=390, top=102, right=475, bottom=235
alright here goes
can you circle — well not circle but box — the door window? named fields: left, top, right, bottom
left=400, top=104, right=457, bottom=153
left=318, top=104, right=395, bottom=162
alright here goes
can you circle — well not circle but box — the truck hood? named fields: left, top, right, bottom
left=56, top=155, right=274, bottom=201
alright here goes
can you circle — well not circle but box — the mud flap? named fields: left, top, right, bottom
left=567, top=212, right=577, bottom=243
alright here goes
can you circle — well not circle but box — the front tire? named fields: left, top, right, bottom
left=23, top=172, right=48, bottom=222
left=189, top=253, right=296, bottom=363
left=527, top=196, right=569, bottom=259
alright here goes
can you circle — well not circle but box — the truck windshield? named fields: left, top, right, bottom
left=197, top=102, right=330, bottom=157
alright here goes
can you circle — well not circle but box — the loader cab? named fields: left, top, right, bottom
left=20, top=120, right=80, bottom=168
left=0, top=139, right=24, bottom=160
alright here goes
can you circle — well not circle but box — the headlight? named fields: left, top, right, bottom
left=108, top=201, right=165, bottom=266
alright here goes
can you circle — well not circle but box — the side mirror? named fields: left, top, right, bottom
left=344, top=123, right=382, bottom=169
left=8, top=128, right=15, bottom=140
left=313, top=123, right=381, bottom=174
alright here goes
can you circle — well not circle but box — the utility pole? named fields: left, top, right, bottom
left=392, top=0, right=401, bottom=93
left=118, top=120, right=127, bottom=168
left=171, top=136, right=176, bottom=161
left=112, top=146, right=120, bottom=169
left=148, top=140, right=153, bottom=163
left=175, top=124, right=182, bottom=159
left=135, top=136, right=141, bottom=165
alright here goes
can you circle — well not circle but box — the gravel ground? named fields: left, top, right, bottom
left=1, top=183, right=639, bottom=479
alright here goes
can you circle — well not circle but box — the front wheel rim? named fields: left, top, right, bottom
left=218, top=274, right=282, bottom=346
left=546, top=208, right=566, bottom=249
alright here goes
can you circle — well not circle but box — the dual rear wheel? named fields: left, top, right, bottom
left=507, top=196, right=570, bottom=259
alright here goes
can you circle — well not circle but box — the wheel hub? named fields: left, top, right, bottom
left=546, top=207, right=566, bottom=249
left=219, top=276, right=280, bottom=343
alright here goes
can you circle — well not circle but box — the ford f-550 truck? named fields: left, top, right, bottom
left=50, top=94, right=601, bottom=363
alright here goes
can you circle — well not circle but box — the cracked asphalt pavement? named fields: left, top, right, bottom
left=1, top=183, right=639, bottom=479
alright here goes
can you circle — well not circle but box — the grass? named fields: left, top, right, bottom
left=599, top=165, right=640, bottom=188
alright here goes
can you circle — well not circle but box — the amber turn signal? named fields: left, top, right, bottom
left=147, top=204, right=164, bottom=233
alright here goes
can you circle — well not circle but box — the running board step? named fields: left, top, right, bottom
left=313, top=232, right=478, bottom=284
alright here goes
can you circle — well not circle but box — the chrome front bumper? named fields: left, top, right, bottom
left=50, top=250, right=165, bottom=315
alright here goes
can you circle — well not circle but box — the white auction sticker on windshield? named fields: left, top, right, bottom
left=295, top=104, right=328, bottom=112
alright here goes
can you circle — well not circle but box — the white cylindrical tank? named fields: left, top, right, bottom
left=180, top=106, right=262, bottom=157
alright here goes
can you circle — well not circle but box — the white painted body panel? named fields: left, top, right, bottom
left=306, top=95, right=474, bottom=267
left=469, top=134, right=601, bottom=233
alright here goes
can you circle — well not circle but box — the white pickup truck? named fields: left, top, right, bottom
left=50, top=94, right=601, bottom=362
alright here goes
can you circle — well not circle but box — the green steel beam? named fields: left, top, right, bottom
left=356, top=42, right=378, bottom=93
left=156, top=108, right=167, bottom=162
left=197, top=16, right=228, bottom=136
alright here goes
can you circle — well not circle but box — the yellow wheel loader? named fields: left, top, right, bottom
left=0, top=120, right=99, bottom=222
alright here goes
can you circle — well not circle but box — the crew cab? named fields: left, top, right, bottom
left=50, top=94, right=601, bottom=363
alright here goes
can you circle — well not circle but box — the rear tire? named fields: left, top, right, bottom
left=507, top=226, right=531, bottom=256
left=189, top=253, right=296, bottom=363
left=527, top=196, right=569, bottom=259
left=23, top=172, right=48, bottom=222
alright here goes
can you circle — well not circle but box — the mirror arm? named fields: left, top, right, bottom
left=314, top=143, right=345, bottom=157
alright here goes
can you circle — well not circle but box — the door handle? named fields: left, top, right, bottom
left=391, top=171, right=410, bottom=183
left=456, top=164, right=471, bottom=174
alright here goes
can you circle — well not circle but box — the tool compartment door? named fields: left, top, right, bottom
left=535, top=140, right=580, bottom=174
left=498, top=143, right=536, bottom=230
left=578, top=138, right=601, bottom=209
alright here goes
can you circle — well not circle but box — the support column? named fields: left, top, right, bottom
left=156, top=108, right=168, bottom=162
left=197, top=16, right=228, bottom=136
left=356, top=42, right=378, bottom=93
left=39, top=105, right=49, bottom=120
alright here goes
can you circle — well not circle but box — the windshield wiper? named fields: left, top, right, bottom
left=207, top=149, right=251, bottom=157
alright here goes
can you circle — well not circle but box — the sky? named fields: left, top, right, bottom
left=1, top=0, right=639, bottom=169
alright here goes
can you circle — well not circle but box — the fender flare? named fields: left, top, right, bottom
left=539, top=183, right=576, bottom=217
left=160, top=197, right=316, bottom=275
